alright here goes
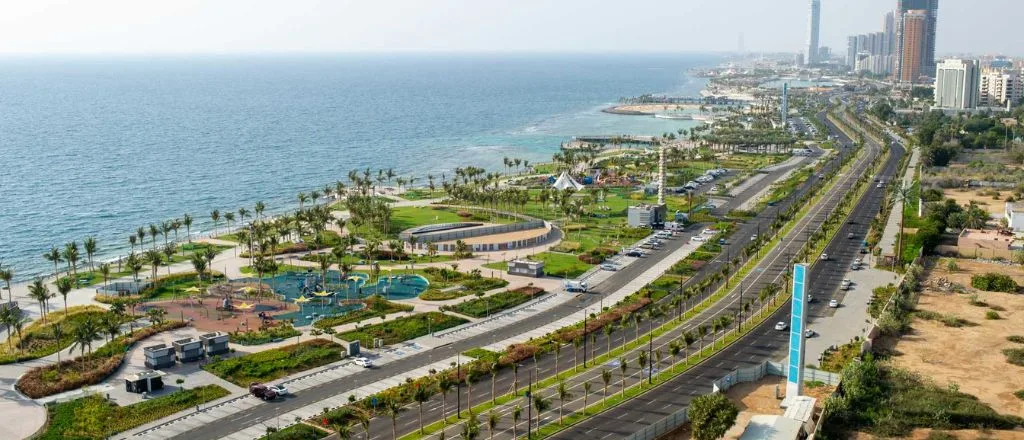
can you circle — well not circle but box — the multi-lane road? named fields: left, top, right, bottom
left=549, top=111, right=903, bottom=439
left=164, top=145, right=828, bottom=440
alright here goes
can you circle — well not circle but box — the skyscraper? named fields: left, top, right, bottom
left=847, top=36, right=858, bottom=69
left=895, top=0, right=938, bottom=79
left=805, top=0, right=821, bottom=65
left=934, top=59, right=980, bottom=109
left=898, top=10, right=929, bottom=84
left=882, top=11, right=896, bottom=73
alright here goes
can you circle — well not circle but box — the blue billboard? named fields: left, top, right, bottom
left=786, top=264, right=808, bottom=398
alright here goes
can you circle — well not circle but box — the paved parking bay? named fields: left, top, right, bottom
left=804, top=266, right=898, bottom=365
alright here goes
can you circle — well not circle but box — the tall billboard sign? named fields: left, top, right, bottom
left=786, top=263, right=808, bottom=398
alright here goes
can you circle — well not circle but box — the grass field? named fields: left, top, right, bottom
left=485, top=251, right=594, bottom=279
left=204, top=339, right=344, bottom=385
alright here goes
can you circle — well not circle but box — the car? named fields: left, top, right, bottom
left=807, top=295, right=815, bottom=303
left=841, top=279, right=852, bottom=290
left=847, top=232, right=855, bottom=239
left=267, top=385, right=289, bottom=396
left=820, top=253, right=829, bottom=261
left=626, top=249, right=645, bottom=257
left=750, top=234, right=758, bottom=241
left=854, top=258, right=862, bottom=265
left=804, top=329, right=815, bottom=338
left=600, top=263, right=618, bottom=271
left=876, top=183, right=883, bottom=188
left=718, top=238, right=727, bottom=245
left=710, top=185, right=720, bottom=192
left=817, top=173, right=824, bottom=179
left=774, top=321, right=788, bottom=331
left=850, top=262, right=860, bottom=270
left=353, top=357, right=373, bottom=368
left=690, top=236, right=706, bottom=243
left=859, top=247, right=869, bottom=254
left=249, top=383, right=279, bottom=401
left=701, top=228, right=718, bottom=235
left=829, top=299, right=840, bottom=308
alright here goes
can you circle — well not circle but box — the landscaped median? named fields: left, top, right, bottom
left=203, top=339, right=344, bottom=386
left=337, top=312, right=468, bottom=347
left=37, top=385, right=230, bottom=439
left=441, top=286, right=546, bottom=318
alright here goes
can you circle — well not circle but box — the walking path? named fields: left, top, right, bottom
left=878, top=144, right=919, bottom=262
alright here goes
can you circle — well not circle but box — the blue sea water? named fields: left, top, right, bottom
left=0, top=53, right=717, bottom=280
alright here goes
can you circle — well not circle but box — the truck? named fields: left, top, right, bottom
left=564, top=280, right=589, bottom=293
left=249, top=382, right=279, bottom=401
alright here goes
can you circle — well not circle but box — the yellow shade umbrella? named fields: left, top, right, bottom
left=236, top=302, right=255, bottom=310
left=184, top=286, right=201, bottom=294
left=312, top=291, right=333, bottom=297
left=346, top=276, right=362, bottom=281
left=243, top=286, right=258, bottom=294
left=293, top=296, right=312, bottom=304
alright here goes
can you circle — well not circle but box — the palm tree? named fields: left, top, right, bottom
left=413, top=383, right=431, bottom=434
left=70, top=317, right=100, bottom=365
left=163, top=244, right=176, bottom=274
left=183, top=214, right=194, bottom=243
left=439, top=376, right=453, bottom=426
left=145, top=249, right=163, bottom=282
left=55, top=277, right=73, bottom=312
left=619, top=357, right=628, bottom=397
left=582, top=381, right=592, bottom=415
left=573, top=337, right=582, bottom=372
left=385, top=398, right=404, bottom=440
left=466, top=369, right=478, bottom=416
left=489, top=362, right=499, bottom=404
left=487, top=410, right=499, bottom=440
left=532, top=392, right=551, bottom=428
left=50, top=321, right=64, bottom=369
left=297, top=192, right=308, bottom=210
left=637, top=350, right=648, bottom=388
left=136, top=227, right=146, bottom=252
left=129, top=235, right=137, bottom=254
left=603, top=324, right=614, bottom=357
left=0, top=268, right=13, bottom=302
left=44, top=246, right=63, bottom=277
left=210, top=210, right=221, bottom=237
left=601, top=369, right=612, bottom=403
left=102, top=312, right=120, bottom=343
left=331, top=422, right=352, bottom=440
left=63, top=241, right=80, bottom=280
left=223, top=212, right=235, bottom=235
left=354, top=409, right=370, bottom=440
left=553, top=343, right=561, bottom=379
left=461, top=412, right=480, bottom=440
left=0, top=306, right=18, bottom=352
left=148, top=224, right=159, bottom=250
left=83, top=237, right=98, bottom=273
left=28, top=279, right=51, bottom=322
left=511, top=405, right=522, bottom=439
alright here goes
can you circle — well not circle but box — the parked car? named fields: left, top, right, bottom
left=820, top=253, right=829, bottom=261
left=829, top=299, right=840, bottom=308
left=847, top=232, right=855, bottom=239
left=774, top=321, right=788, bottom=331
left=750, top=233, right=758, bottom=241
left=850, top=262, right=860, bottom=270
left=353, top=357, right=373, bottom=368
left=600, top=263, right=618, bottom=271
left=267, top=385, right=289, bottom=396
left=804, top=329, right=815, bottom=338
left=249, top=383, right=279, bottom=401
left=841, top=279, right=852, bottom=290
left=691, top=236, right=706, bottom=243
left=625, top=249, right=644, bottom=257
left=701, top=228, right=718, bottom=235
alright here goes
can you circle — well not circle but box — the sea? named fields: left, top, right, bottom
left=0, top=53, right=718, bottom=281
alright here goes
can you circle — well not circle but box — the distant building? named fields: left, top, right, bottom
left=507, top=259, right=544, bottom=278
left=934, top=59, right=980, bottom=109
left=818, top=46, right=831, bottom=61
left=980, top=70, right=1023, bottom=108
left=627, top=204, right=667, bottom=228
left=898, top=9, right=929, bottom=84
left=896, top=0, right=939, bottom=78
left=804, top=0, right=821, bottom=65
left=1007, top=202, right=1024, bottom=232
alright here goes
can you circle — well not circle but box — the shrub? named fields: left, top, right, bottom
left=447, top=287, right=546, bottom=318
left=970, top=273, right=1019, bottom=293
left=38, top=385, right=230, bottom=439
left=1004, top=348, right=1024, bottom=367
left=914, top=310, right=976, bottom=328
left=0, top=306, right=111, bottom=364
left=1008, top=335, right=1024, bottom=344
left=260, top=424, right=329, bottom=440
left=985, top=310, right=1001, bottom=320
left=313, top=296, right=413, bottom=330
left=338, top=312, right=468, bottom=347
left=229, top=323, right=302, bottom=345
left=1015, top=390, right=1024, bottom=401
left=204, top=339, right=344, bottom=385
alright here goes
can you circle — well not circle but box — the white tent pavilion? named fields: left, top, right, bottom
left=551, top=172, right=584, bottom=191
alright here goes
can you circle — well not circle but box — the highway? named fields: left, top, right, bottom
left=548, top=111, right=903, bottom=439
left=168, top=133, right=835, bottom=440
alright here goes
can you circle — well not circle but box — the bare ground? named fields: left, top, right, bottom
left=943, top=187, right=1009, bottom=217
left=880, top=259, right=1024, bottom=418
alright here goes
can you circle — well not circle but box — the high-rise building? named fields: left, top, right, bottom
left=934, top=59, right=980, bottom=109
left=805, top=0, right=821, bottom=65
left=898, top=10, right=929, bottom=84
left=847, top=36, right=859, bottom=68
left=980, top=70, right=1023, bottom=108
left=882, top=11, right=896, bottom=73
left=895, top=0, right=938, bottom=78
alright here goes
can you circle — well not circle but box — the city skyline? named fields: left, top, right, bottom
left=0, top=0, right=1020, bottom=56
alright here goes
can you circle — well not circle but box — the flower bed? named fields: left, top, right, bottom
left=38, top=385, right=229, bottom=439
left=261, top=423, right=330, bottom=440
left=17, top=321, right=187, bottom=398
left=229, top=322, right=302, bottom=345
left=312, top=296, right=413, bottom=330
left=443, top=286, right=545, bottom=318
left=338, top=312, right=468, bottom=347
left=203, top=339, right=344, bottom=386
left=0, top=305, right=110, bottom=364
left=418, top=277, right=508, bottom=301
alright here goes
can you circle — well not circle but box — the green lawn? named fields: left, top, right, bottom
left=516, top=252, right=594, bottom=278
left=399, top=189, right=447, bottom=201
left=38, top=385, right=230, bottom=439
left=0, top=306, right=113, bottom=364
left=352, top=206, right=515, bottom=240
left=203, top=339, right=344, bottom=386
left=338, top=312, right=468, bottom=347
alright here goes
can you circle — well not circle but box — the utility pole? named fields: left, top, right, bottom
left=527, top=370, right=533, bottom=438
left=456, top=356, right=462, bottom=417
left=648, top=321, right=654, bottom=385
left=582, top=310, right=588, bottom=368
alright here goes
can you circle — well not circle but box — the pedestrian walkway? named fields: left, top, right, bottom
left=878, top=146, right=919, bottom=262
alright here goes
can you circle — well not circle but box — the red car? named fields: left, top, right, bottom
left=249, top=382, right=278, bottom=401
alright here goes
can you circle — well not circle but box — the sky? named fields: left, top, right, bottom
left=0, top=0, right=1019, bottom=56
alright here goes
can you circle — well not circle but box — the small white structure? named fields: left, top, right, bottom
left=1006, top=202, right=1024, bottom=232
left=507, top=259, right=544, bottom=277
left=551, top=172, right=584, bottom=191
left=739, top=415, right=804, bottom=440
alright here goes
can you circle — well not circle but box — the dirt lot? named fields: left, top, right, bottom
left=881, top=259, right=1024, bottom=418
left=851, top=428, right=1024, bottom=439
left=943, top=187, right=1010, bottom=217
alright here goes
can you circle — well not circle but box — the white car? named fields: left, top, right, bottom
left=353, top=357, right=373, bottom=368
left=804, top=329, right=815, bottom=338
left=774, top=321, right=788, bottom=331
left=701, top=228, right=718, bottom=235
left=750, top=234, right=758, bottom=242
left=600, top=263, right=618, bottom=271
left=710, top=185, right=720, bottom=192
left=691, top=236, right=706, bottom=243
left=828, top=299, right=840, bottom=308
left=820, top=253, right=829, bottom=261
left=841, top=279, right=852, bottom=290
left=267, top=385, right=289, bottom=396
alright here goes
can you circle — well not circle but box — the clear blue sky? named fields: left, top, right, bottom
left=0, top=0, right=1017, bottom=55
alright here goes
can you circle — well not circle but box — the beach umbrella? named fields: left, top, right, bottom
left=293, top=295, right=311, bottom=314
left=184, top=286, right=201, bottom=294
